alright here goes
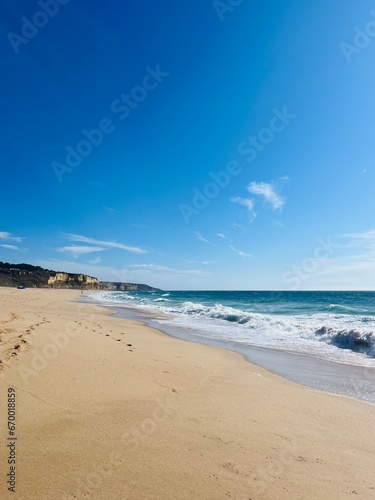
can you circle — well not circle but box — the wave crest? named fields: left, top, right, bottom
left=315, top=326, right=375, bottom=357
left=328, top=304, right=370, bottom=315
left=179, top=301, right=253, bottom=324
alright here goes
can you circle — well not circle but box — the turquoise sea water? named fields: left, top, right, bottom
left=92, top=290, right=375, bottom=368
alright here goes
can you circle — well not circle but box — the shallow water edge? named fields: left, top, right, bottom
left=85, top=298, right=375, bottom=405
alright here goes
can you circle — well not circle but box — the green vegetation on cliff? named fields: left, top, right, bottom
left=0, top=262, right=98, bottom=289
left=0, top=262, right=54, bottom=288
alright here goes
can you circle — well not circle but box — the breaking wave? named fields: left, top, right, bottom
left=327, top=304, right=371, bottom=315
left=156, top=301, right=375, bottom=358
left=91, top=292, right=375, bottom=361
left=315, top=327, right=375, bottom=356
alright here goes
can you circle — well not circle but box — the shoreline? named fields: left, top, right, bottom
left=85, top=297, right=375, bottom=405
left=0, top=288, right=375, bottom=499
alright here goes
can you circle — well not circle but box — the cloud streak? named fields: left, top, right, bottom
left=89, top=256, right=102, bottom=264
left=230, top=197, right=256, bottom=221
left=341, top=229, right=375, bottom=245
left=0, top=244, right=20, bottom=250
left=247, top=181, right=285, bottom=211
left=306, top=229, right=375, bottom=289
left=229, top=245, right=252, bottom=258
left=126, top=263, right=209, bottom=276
left=63, top=233, right=148, bottom=254
left=57, top=245, right=108, bottom=258
left=0, top=231, right=23, bottom=242
left=194, top=231, right=209, bottom=243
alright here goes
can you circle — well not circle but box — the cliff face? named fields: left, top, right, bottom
left=48, top=273, right=99, bottom=290
left=0, top=263, right=98, bottom=289
left=0, top=263, right=158, bottom=291
left=99, top=282, right=160, bottom=292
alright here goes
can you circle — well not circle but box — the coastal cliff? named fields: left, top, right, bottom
left=48, top=272, right=99, bottom=290
left=0, top=262, right=98, bottom=289
left=0, top=262, right=158, bottom=291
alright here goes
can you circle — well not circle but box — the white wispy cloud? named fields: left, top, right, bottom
left=216, top=233, right=227, bottom=239
left=185, top=259, right=216, bottom=265
left=271, top=218, right=285, bottom=228
left=63, top=233, right=148, bottom=254
left=89, top=256, right=102, bottom=264
left=305, top=230, right=375, bottom=289
left=0, top=244, right=20, bottom=250
left=230, top=197, right=256, bottom=221
left=127, top=263, right=172, bottom=272
left=247, top=181, right=285, bottom=211
left=317, top=256, right=374, bottom=276
left=194, top=231, right=209, bottom=243
left=341, top=229, right=375, bottom=242
left=126, top=263, right=209, bottom=276
left=229, top=245, right=252, bottom=258
left=0, top=231, right=23, bottom=242
left=57, top=246, right=108, bottom=258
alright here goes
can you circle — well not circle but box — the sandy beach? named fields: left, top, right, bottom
left=0, top=287, right=374, bottom=499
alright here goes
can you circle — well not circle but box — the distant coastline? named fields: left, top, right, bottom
left=0, top=262, right=159, bottom=291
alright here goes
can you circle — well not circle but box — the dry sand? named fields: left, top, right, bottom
left=0, top=287, right=374, bottom=499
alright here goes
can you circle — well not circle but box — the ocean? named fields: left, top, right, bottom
left=87, top=290, right=375, bottom=403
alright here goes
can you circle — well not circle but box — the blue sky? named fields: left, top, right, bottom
left=1, top=0, right=375, bottom=290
